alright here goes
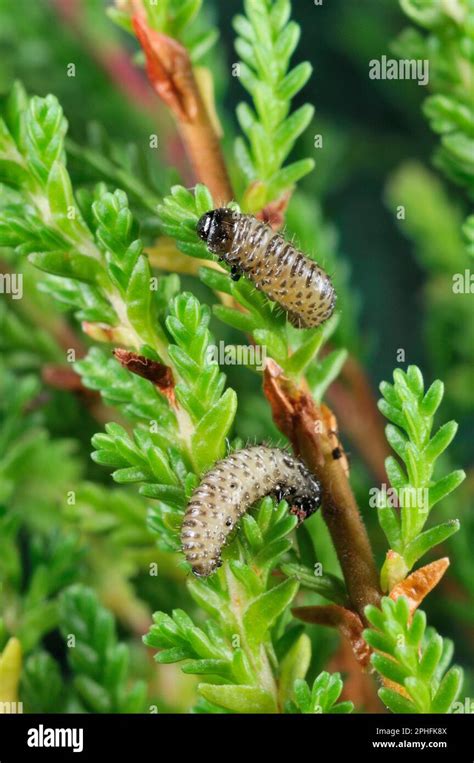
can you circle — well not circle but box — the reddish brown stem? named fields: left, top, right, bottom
left=264, top=360, right=381, bottom=623
left=132, top=12, right=233, bottom=204
left=292, top=604, right=371, bottom=668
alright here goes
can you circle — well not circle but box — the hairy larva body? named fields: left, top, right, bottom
left=197, top=208, right=336, bottom=328
left=181, top=445, right=321, bottom=576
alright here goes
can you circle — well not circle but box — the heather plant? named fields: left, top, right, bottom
left=0, top=0, right=471, bottom=716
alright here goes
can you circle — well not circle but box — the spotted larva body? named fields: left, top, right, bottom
left=197, top=208, right=336, bottom=328
left=181, top=445, right=321, bottom=577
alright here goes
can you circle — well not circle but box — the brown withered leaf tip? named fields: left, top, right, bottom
left=389, top=557, right=450, bottom=615
left=113, top=349, right=176, bottom=405
left=292, top=604, right=371, bottom=668
left=132, top=11, right=198, bottom=122
left=256, top=189, right=293, bottom=231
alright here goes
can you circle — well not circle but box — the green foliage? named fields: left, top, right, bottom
left=386, top=162, right=467, bottom=274
left=463, top=214, right=474, bottom=256
left=21, top=651, right=64, bottom=713
left=66, top=124, right=163, bottom=219
left=233, top=0, right=315, bottom=210
left=364, top=596, right=463, bottom=714
left=144, top=495, right=315, bottom=713
left=0, top=361, right=85, bottom=652
left=91, top=420, right=185, bottom=554
left=157, top=182, right=216, bottom=261
left=59, top=584, right=147, bottom=713
left=88, top=287, right=237, bottom=551
left=0, top=517, right=83, bottom=654
left=0, top=87, right=237, bottom=498
left=75, top=347, right=175, bottom=425
left=0, top=357, right=158, bottom=656
left=286, top=671, right=354, bottom=714
left=386, top=163, right=474, bottom=412
left=280, top=562, right=347, bottom=606
left=439, top=477, right=474, bottom=624
left=65, top=481, right=155, bottom=555
left=165, top=291, right=236, bottom=470
left=0, top=85, right=155, bottom=341
left=394, top=0, right=474, bottom=213
left=0, top=366, right=82, bottom=531
left=377, top=366, right=464, bottom=586
left=0, top=299, right=60, bottom=368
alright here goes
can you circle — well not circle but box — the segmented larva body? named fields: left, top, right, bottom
left=197, top=208, right=336, bottom=328
left=181, top=445, right=321, bottom=577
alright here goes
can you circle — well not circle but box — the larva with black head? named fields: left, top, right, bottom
left=181, top=445, right=321, bottom=577
left=197, top=208, right=336, bottom=328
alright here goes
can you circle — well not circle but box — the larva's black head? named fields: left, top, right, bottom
left=274, top=457, right=322, bottom=524
left=197, top=208, right=236, bottom=255
left=291, top=469, right=322, bottom=523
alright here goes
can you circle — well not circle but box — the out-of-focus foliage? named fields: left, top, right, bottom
left=386, top=163, right=474, bottom=414
left=394, top=0, right=474, bottom=216
left=59, top=584, right=147, bottom=713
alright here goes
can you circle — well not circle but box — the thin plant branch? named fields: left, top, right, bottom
left=263, top=359, right=381, bottom=623
left=132, top=11, right=233, bottom=204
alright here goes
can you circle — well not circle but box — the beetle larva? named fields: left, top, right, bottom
left=197, top=208, right=336, bottom=328
left=181, top=445, right=321, bottom=576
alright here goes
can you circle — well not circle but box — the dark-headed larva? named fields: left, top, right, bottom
left=197, top=209, right=336, bottom=328
left=181, top=445, right=321, bottom=576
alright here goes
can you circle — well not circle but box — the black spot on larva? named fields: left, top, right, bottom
left=196, top=209, right=336, bottom=328
left=181, top=445, right=322, bottom=576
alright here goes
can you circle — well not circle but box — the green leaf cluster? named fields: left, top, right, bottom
left=88, top=289, right=236, bottom=551
left=76, top=346, right=175, bottom=425
left=144, top=495, right=311, bottom=713
left=286, top=671, right=354, bottom=714
left=0, top=90, right=238, bottom=524
left=0, top=85, right=155, bottom=343
left=233, top=0, right=315, bottom=210
left=59, top=584, right=147, bottom=713
left=21, top=651, right=64, bottom=713
left=376, top=366, right=464, bottom=587
left=0, top=504, right=83, bottom=654
left=364, top=596, right=463, bottom=713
